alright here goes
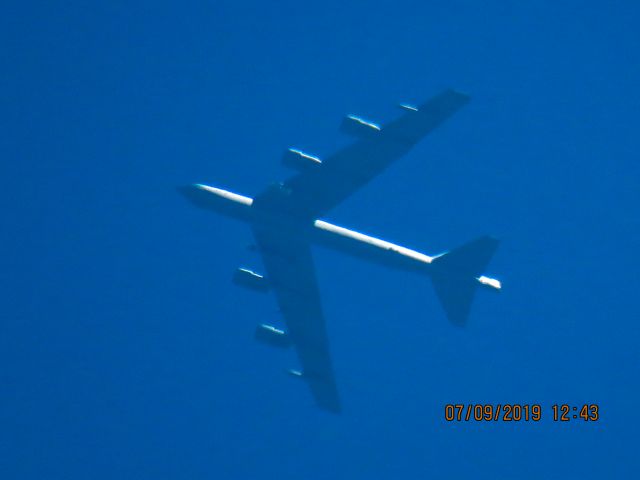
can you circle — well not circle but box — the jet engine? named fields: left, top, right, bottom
left=282, top=148, right=322, bottom=171
left=255, top=323, right=291, bottom=348
left=476, top=275, right=502, bottom=292
left=232, top=268, right=270, bottom=293
left=398, top=103, right=419, bottom=112
left=340, top=114, right=381, bottom=138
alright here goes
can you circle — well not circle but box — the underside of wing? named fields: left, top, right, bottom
left=252, top=89, right=470, bottom=219
left=251, top=225, right=341, bottom=413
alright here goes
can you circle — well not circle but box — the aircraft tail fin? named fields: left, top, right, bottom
left=430, top=236, right=500, bottom=326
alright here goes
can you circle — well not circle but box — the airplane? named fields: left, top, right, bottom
left=179, top=89, right=501, bottom=413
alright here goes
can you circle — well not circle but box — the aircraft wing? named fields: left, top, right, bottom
left=251, top=225, right=341, bottom=413
left=253, top=89, right=470, bottom=219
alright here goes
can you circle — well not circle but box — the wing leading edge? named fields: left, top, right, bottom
left=251, top=226, right=341, bottom=413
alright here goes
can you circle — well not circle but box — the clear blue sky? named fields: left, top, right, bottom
left=1, top=1, right=638, bottom=478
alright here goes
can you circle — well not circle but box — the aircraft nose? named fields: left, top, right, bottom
left=176, top=184, right=195, bottom=196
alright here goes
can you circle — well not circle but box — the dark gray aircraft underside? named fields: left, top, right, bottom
left=180, top=89, right=501, bottom=413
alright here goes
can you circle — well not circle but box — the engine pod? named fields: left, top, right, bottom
left=255, top=324, right=292, bottom=348
left=340, top=114, right=381, bottom=138
left=232, top=268, right=270, bottom=293
left=282, top=148, right=322, bottom=171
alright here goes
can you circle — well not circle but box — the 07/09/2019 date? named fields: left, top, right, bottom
left=444, top=404, right=599, bottom=422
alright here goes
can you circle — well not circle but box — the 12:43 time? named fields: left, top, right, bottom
left=552, top=404, right=599, bottom=421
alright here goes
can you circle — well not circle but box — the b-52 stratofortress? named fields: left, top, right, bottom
left=180, top=89, right=501, bottom=413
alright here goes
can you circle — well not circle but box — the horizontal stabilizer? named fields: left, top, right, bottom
left=430, top=236, right=499, bottom=326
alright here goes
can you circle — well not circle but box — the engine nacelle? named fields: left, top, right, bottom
left=398, top=103, right=419, bottom=112
left=255, top=324, right=292, bottom=348
left=285, top=368, right=325, bottom=381
left=233, top=268, right=270, bottom=293
left=282, top=148, right=322, bottom=171
left=476, top=275, right=502, bottom=292
left=340, top=114, right=381, bottom=138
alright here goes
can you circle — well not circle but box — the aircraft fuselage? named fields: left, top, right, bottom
left=183, top=183, right=500, bottom=289
left=190, top=184, right=433, bottom=271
